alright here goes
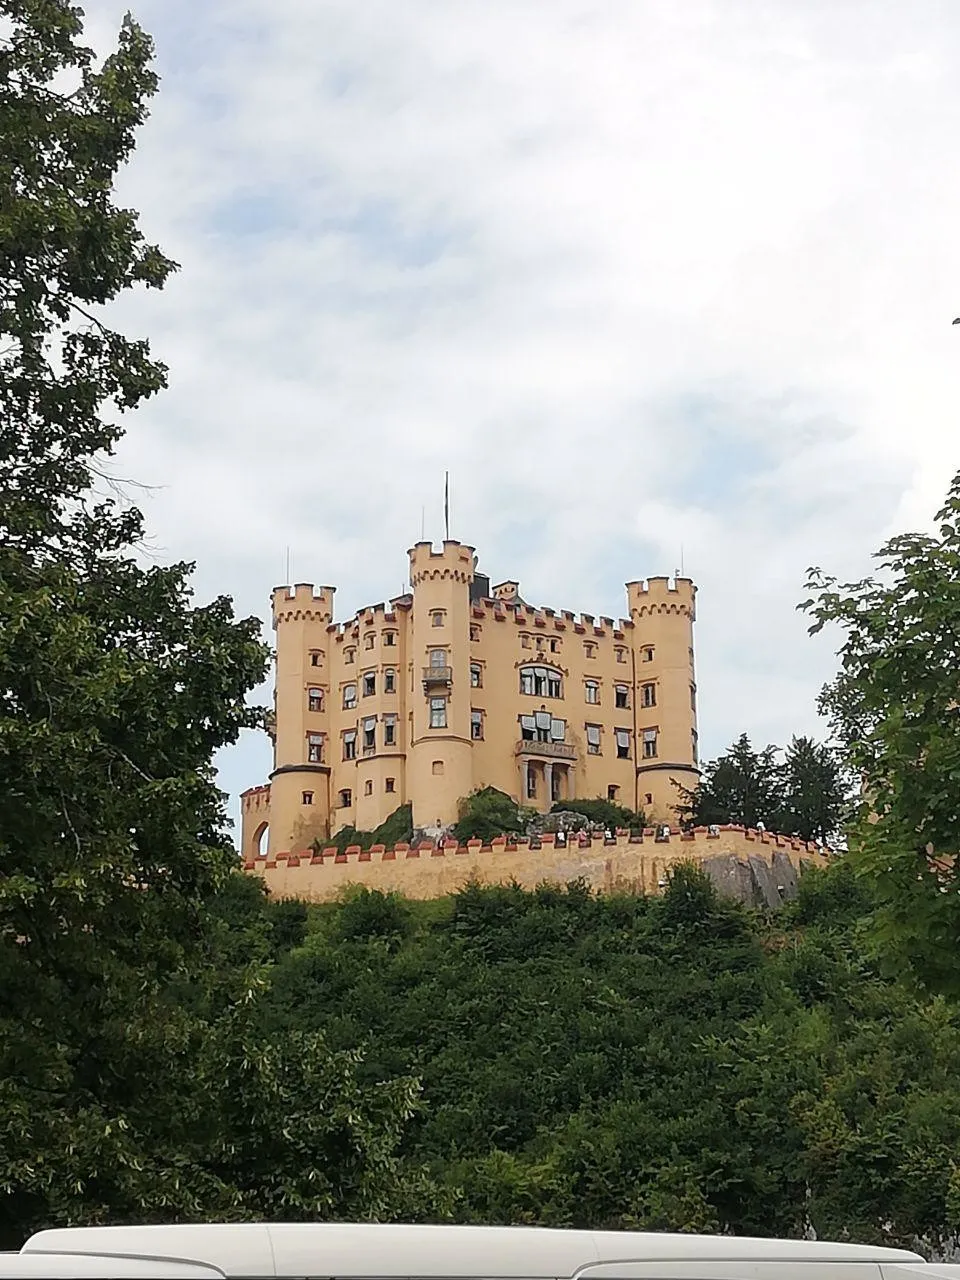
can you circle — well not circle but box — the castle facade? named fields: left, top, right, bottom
left=240, top=540, right=700, bottom=861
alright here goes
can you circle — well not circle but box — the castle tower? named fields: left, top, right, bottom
left=406, top=541, right=475, bottom=830
left=626, top=576, right=700, bottom=823
left=268, top=582, right=336, bottom=854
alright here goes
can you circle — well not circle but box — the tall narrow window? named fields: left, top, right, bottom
left=430, top=697, right=447, bottom=728
left=384, top=631, right=396, bottom=647
left=470, top=624, right=481, bottom=642
left=362, top=672, right=376, bottom=697
left=338, top=788, right=352, bottom=808
left=342, top=729, right=357, bottom=761
left=431, top=611, right=445, bottom=628
left=615, top=647, right=627, bottom=664
left=307, top=687, right=323, bottom=713
left=363, top=716, right=377, bottom=753
left=345, top=648, right=355, bottom=664
left=584, top=680, right=599, bottom=704
left=526, top=766, right=537, bottom=799
left=643, top=728, right=658, bottom=759
left=384, top=668, right=396, bottom=693
left=384, top=714, right=397, bottom=747
left=641, top=682, right=656, bottom=708
left=470, top=663, right=482, bottom=688
left=616, top=728, right=631, bottom=759
left=364, top=632, right=375, bottom=650
left=642, top=646, right=654, bottom=662
left=310, top=651, right=322, bottom=667
left=343, top=683, right=357, bottom=709
left=584, top=641, right=596, bottom=659
left=471, top=709, right=484, bottom=740
left=586, top=724, right=601, bottom=755
left=615, top=684, right=630, bottom=709
left=307, top=732, right=324, bottom=763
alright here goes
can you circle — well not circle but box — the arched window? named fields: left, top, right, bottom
left=519, top=665, right=562, bottom=699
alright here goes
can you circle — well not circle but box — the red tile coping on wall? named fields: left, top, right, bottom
left=246, top=825, right=829, bottom=870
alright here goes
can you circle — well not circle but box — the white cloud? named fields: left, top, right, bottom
left=73, top=0, right=960, bottom=833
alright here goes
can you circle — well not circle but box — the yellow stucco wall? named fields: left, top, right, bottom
left=245, top=540, right=703, bottom=859
left=242, top=824, right=830, bottom=905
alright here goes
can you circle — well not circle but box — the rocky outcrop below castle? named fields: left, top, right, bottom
left=243, top=824, right=831, bottom=908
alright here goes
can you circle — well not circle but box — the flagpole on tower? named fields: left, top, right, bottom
left=444, top=471, right=450, bottom=541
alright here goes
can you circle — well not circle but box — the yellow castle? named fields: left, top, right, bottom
left=240, top=540, right=701, bottom=861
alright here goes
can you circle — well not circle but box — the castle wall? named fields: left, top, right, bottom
left=242, top=824, right=830, bottom=908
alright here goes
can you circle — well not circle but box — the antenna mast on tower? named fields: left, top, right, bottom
left=444, top=471, right=450, bottom=541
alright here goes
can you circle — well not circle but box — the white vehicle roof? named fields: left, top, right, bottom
left=20, top=1225, right=925, bottom=1277
left=0, top=1255, right=223, bottom=1280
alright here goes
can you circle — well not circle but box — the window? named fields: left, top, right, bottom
left=362, top=672, right=376, bottom=697
left=520, top=710, right=557, bottom=743
left=302, top=790, right=314, bottom=805
left=429, top=648, right=447, bottom=668
left=641, top=682, right=656, bottom=708
left=307, top=732, right=324, bottom=763
left=690, top=683, right=697, bottom=711
left=338, top=788, right=352, bottom=808
left=384, top=668, right=396, bottom=694
left=584, top=641, right=596, bottom=659
left=643, top=728, right=658, bottom=758
left=431, top=610, right=445, bottom=627
left=519, top=666, right=562, bottom=698
left=584, top=679, right=599, bottom=704
left=551, top=769, right=561, bottom=802
left=470, top=663, right=482, bottom=688
left=551, top=717, right=566, bottom=742
left=364, top=632, right=375, bottom=650
left=616, top=728, right=631, bottom=759
left=470, top=624, right=481, bottom=642
left=521, top=633, right=532, bottom=649
left=343, top=729, right=357, bottom=760
left=386, top=777, right=396, bottom=792
left=430, top=697, right=447, bottom=728
left=363, top=716, right=377, bottom=753
left=384, top=631, right=396, bottom=647
left=586, top=724, right=602, bottom=755
left=645, top=792, right=653, bottom=805
left=535, top=636, right=545, bottom=652
left=642, top=646, right=654, bottom=662
left=345, top=647, right=355, bottom=664
left=343, top=683, right=357, bottom=709
left=364, top=779, right=373, bottom=796
left=607, top=785, right=619, bottom=802
left=310, top=651, right=322, bottom=667
left=432, top=759, right=444, bottom=775
left=384, top=714, right=397, bottom=746
left=526, top=766, right=537, bottom=799
left=692, top=728, right=699, bottom=766
left=550, top=637, right=560, bottom=653
left=615, top=684, right=630, bottom=709
left=471, top=709, right=484, bottom=740
left=307, top=687, right=323, bottom=712
left=615, top=647, right=626, bottom=664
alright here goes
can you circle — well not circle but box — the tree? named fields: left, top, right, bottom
left=771, top=735, right=850, bottom=845
left=800, top=468, right=960, bottom=996
left=674, top=733, right=782, bottom=829
left=452, top=787, right=533, bottom=844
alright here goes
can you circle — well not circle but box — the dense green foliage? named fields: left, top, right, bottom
left=212, top=864, right=960, bottom=1248
left=801, top=468, right=960, bottom=996
left=675, top=733, right=850, bottom=843
left=550, top=797, right=644, bottom=830
left=320, top=804, right=415, bottom=853
left=452, top=787, right=536, bottom=843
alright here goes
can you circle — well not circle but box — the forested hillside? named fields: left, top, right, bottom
left=213, top=864, right=960, bottom=1250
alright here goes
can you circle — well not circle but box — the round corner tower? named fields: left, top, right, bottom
left=626, top=575, right=700, bottom=823
left=406, top=540, right=476, bottom=830
left=267, top=581, right=336, bottom=854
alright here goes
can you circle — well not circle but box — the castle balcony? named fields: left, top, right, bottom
left=422, top=665, right=453, bottom=690
left=515, top=739, right=576, bottom=761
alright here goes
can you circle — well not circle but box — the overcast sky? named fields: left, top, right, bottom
left=80, top=0, right=960, bottom=840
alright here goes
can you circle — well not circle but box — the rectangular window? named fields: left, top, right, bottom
left=641, top=682, right=656, bottom=708
left=584, top=680, right=599, bottom=704
left=430, top=648, right=447, bottom=667
left=364, top=779, right=373, bottom=796
left=362, top=672, right=376, bottom=697
left=307, top=687, right=323, bottom=712
left=338, top=788, right=352, bottom=808
left=690, top=683, right=697, bottom=711
left=363, top=716, right=377, bottom=753
left=384, top=714, right=397, bottom=747
left=471, top=709, right=484, bottom=740
left=520, top=714, right=536, bottom=741
left=550, top=718, right=566, bottom=742
left=345, top=648, right=355, bottom=664
left=643, top=728, right=658, bottom=759
left=526, top=766, right=537, bottom=799
left=386, top=777, right=396, bottom=792
left=586, top=724, right=601, bottom=754
left=607, top=785, right=619, bottom=802
left=584, top=641, right=596, bottom=659
left=384, top=631, right=396, bottom=647
left=430, top=697, right=447, bottom=728
left=615, top=647, right=626, bottom=663
left=307, top=732, right=324, bottom=763
left=343, top=730, right=357, bottom=761
left=343, top=683, right=357, bottom=709
left=521, top=633, right=532, bottom=648
left=615, top=684, right=629, bottom=709
left=364, top=633, right=375, bottom=650
left=470, top=663, right=482, bottom=688
left=310, top=651, right=322, bottom=667
left=470, top=624, right=481, bottom=642
left=642, top=646, right=654, bottom=662
left=616, top=728, right=631, bottom=759
left=692, top=728, right=699, bottom=765
left=431, top=611, right=444, bottom=627
left=551, top=769, right=562, bottom=802
left=384, top=668, right=396, bottom=693
left=550, top=637, right=559, bottom=653
left=302, top=790, right=314, bottom=805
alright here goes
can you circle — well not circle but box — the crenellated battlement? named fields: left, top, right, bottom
left=408, top=540, right=476, bottom=587
left=243, top=824, right=830, bottom=907
left=271, top=583, right=336, bottom=627
left=626, top=576, right=696, bottom=621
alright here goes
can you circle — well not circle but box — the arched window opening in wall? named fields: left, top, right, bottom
left=519, top=666, right=562, bottom=699
left=253, top=821, right=268, bottom=857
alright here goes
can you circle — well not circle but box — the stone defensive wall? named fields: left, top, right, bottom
left=242, top=825, right=831, bottom=908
